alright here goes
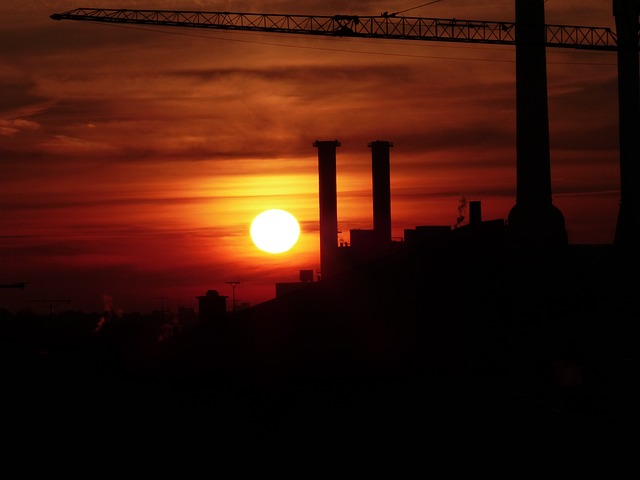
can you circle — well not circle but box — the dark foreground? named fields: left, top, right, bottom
left=2, top=243, right=638, bottom=467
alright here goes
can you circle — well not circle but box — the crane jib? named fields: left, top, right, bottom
left=49, top=8, right=627, bottom=51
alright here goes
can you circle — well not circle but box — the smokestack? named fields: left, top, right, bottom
left=507, top=0, right=567, bottom=249
left=369, top=140, right=393, bottom=243
left=314, top=140, right=341, bottom=279
left=613, top=0, right=640, bottom=252
left=469, top=200, right=482, bottom=226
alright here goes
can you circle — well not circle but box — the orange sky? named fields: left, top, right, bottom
left=1, top=1, right=623, bottom=314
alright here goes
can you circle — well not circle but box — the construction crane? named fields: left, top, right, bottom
left=50, top=2, right=640, bottom=251
left=50, top=7, right=620, bottom=50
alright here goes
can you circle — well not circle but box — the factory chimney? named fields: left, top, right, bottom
left=469, top=200, right=482, bottom=226
left=314, top=140, right=341, bottom=279
left=613, top=0, right=640, bottom=254
left=369, top=140, right=393, bottom=244
left=507, top=0, right=567, bottom=249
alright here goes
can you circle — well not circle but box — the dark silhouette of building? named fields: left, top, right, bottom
left=196, top=289, right=227, bottom=322
left=404, top=225, right=451, bottom=244
left=275, top=269, right=316, bottom=298
left=177, top=305, right=198, bottom=330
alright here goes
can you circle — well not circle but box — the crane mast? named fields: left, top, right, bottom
left=50, top=8, right=622, bottom=51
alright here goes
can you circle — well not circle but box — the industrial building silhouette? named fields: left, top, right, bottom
left=7, top=0, right=637, bottom=460
left=176, top=1, right=638, bottom=455
left=171, top=134, right=635, bottom=459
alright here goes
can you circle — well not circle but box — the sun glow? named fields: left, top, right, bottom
left=250, top=209, right=300, bottom=254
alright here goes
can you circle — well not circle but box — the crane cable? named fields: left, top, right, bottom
left=83, top=13, right=616, bottom=67
left=387, top=0, right=444, bottom=17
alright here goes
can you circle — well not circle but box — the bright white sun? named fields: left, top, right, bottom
left=250, top=209, right=300, bottom=254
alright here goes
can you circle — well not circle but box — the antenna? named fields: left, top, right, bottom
left=225, top=281, right=241, bottom=312
left=28, top=298, right=71, bottom=316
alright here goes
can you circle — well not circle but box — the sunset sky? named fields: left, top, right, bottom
left=1, top=1, right=623, bottom=314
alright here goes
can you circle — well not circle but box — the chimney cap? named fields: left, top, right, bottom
left=313, top=140, right=341, bottom=147
left=368, top=140, right=394, bottom=147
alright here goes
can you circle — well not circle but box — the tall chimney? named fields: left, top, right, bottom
left=507, top=0, right=567, bottom=249
left=369, top=140, right=393, bottom=243
left=314, top=140, right=341, bottom=279
left=469, top=200, right=482, bottom=226
left=613, top=0, right=640, bottom=253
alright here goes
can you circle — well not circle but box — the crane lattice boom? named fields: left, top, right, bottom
left=50, top=8, right=623, bottom=51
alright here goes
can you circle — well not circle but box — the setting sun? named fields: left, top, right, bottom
left=250, top=209, right=301, bottom=254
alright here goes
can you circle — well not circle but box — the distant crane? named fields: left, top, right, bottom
left=50, top=2, right=640, bottom=250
